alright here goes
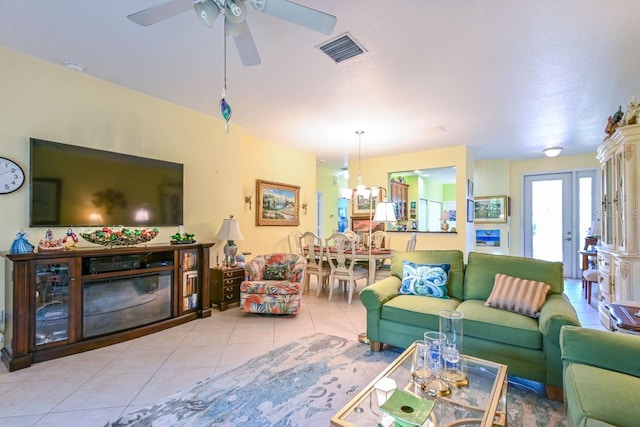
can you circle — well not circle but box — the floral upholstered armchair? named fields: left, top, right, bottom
left=240, top=253, right=307, bottom=315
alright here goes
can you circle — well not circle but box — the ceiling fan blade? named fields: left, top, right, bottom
left=228, top=20, right=261, bottom=66
left=127, top=0, right=194, bottom=26
left=254, top=0, right=337, bottom=35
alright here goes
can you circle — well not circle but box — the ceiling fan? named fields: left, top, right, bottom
left=127, top=0, right=337, bottom=66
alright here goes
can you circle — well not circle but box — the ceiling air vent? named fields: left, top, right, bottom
left=317, top=32, right=366, bottom=63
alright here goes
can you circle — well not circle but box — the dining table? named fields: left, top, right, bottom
left=304, top=245, right=393, bottom=285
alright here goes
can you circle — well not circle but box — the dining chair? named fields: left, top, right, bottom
left=343, top=230, right=359, bottom=244
left=370, top=230, right=392, bottom=280
left=370, top=230, right=387, bottom=249
left=287, top=230, right=304, bottom=256
left=406, top=232, right=417, bottom=251
left=299, top=231, right=331, bottom=295
left=325, top=232, right=369, bottom=304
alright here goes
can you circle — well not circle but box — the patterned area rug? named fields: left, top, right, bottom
left=106, top=333, right=565, bottom=426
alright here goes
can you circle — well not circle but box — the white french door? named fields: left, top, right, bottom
left=523, top=170, right=598, bottom=278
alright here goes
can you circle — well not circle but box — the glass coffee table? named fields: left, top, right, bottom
left=331, top=342, right=508, bottom=427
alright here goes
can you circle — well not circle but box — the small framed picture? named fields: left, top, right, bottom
left=467, top=198, right=474, bottom=223
left=467, top=179, right=474, bottom=197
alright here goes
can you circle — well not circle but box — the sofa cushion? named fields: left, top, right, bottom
left=390, top=250, right=465, bottom=300
left=564, top=363, right=640, bottom=427
left=456, top=300, right=542, bottom=350
left=382, top=294, right=461, bottom=331
left=400, top=261, right=450, bottom=298
left=485, top=273, right=551, bottom=318
left=463, top=252, right=564, bottom=300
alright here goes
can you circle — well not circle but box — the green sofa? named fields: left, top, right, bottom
left=560, top=325, right=640, bottom=426
left=359, top=250, right=580, bottom=394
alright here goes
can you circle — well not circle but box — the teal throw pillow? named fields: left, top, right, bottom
left=264, top=265, right=288, bottom=280
left=400, top=261, right=450, bottom=298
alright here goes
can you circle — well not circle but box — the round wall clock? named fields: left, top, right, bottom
left=0, top=157, right=26, bottom=194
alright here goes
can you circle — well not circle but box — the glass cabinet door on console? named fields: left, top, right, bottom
left=180, top=249, right=199, bottom=313
left=33, top=258, right=76, bottom=348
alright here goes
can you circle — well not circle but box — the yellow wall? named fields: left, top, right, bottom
left=0, top=46, right=315, bottom=269
left=506, top=153, right=599, bottom=256
left=0, top=44, right=601, bottom=282
left=343, top=145, right=475, bottom=254
left=474, top=154, right=599, bottom=256
left=316, top=165, right=341, bottom=237
left=473, top=159, right=511, bottom=255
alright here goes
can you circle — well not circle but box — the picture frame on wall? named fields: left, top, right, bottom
left=474, top=195, right=509, bottom=223
left=467, top=179, right=474, bottom=197
left=467, top=198, right=474, bottom=223
left=256, top=179, right=300, bottom=226
left=352, top=192, right=382, bottom=215
left=476, top=229, right=501, bottom=246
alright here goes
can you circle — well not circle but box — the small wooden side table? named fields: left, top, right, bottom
left=607, top=302, right=640, bottom=334
left=210, top=266, right=244, bottom=311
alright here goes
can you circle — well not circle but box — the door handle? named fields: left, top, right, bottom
left=565, top=237, right=572, bottom=241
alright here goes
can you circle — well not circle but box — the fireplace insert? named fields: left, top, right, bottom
left=83, top=271, right=172, bottom=338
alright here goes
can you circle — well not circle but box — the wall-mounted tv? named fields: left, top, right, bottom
left=30, top=138, right=184, bottom=227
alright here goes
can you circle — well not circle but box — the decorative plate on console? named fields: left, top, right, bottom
left=80, top=227, right=159, bottom=247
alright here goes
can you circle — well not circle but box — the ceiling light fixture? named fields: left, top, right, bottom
left=543, top=147, right=563, bottom=157
left=65, top=61, right=85, bottom=72
left=224, top=0, right=247, bottom=24
left=341, top=130, right=371, bottom=201
left=340, top=130, right=397, bottom=223
left=194, top=0, right=220, bottom=27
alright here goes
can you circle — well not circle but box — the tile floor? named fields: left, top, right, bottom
left=0, top=278, right=604, bottom=426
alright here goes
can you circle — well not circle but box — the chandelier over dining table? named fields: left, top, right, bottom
left=341, top=130, right=397, bottom=223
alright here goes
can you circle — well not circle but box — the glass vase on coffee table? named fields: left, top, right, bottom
left=439, top=309, right=468, bottom=387
left=422, top=331, right=451, bottom=397
left=411, top=340, right=430, bottom=387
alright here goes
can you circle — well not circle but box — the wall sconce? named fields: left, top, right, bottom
left=301, top=193, right=309, bottom=215
left=244, top=184, right=255, bottom=210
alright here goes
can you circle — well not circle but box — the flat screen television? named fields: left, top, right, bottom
left=30, top=138, right=184, bottom=227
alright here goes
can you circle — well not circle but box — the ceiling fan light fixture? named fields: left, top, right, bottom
left=543, top=147, right=563, bottom=157
left=194, top=0, right=220, bottom=27
left=225, top=0, right=247, bottom=24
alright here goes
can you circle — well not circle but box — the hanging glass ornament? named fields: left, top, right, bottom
left=220, top=88, right=232, bottom=132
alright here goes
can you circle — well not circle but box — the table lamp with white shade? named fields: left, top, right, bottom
left=440, top=211, right=450, bottom=231
left=216, top=215, right=244, bottom=267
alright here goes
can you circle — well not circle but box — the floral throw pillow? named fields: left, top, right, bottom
left=264, top=265, right=288, bottom=280
left=400, top=261, right=450, bottom=298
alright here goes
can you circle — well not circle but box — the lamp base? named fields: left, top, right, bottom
left=357, top=332, right=369, bottom=344
left=224, top=240, right=238, bottom=266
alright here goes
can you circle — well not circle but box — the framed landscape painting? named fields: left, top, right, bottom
left=474, top=195, right=509, bottom=223
left=352, top=192, right=381, bottom=215
left=256, top=179, right=300, bottom=226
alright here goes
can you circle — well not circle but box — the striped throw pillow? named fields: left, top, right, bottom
left=484, top=273, right=551, bottom=318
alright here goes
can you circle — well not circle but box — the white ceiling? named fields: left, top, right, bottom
left=1, top=1, right=639, bottom=170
